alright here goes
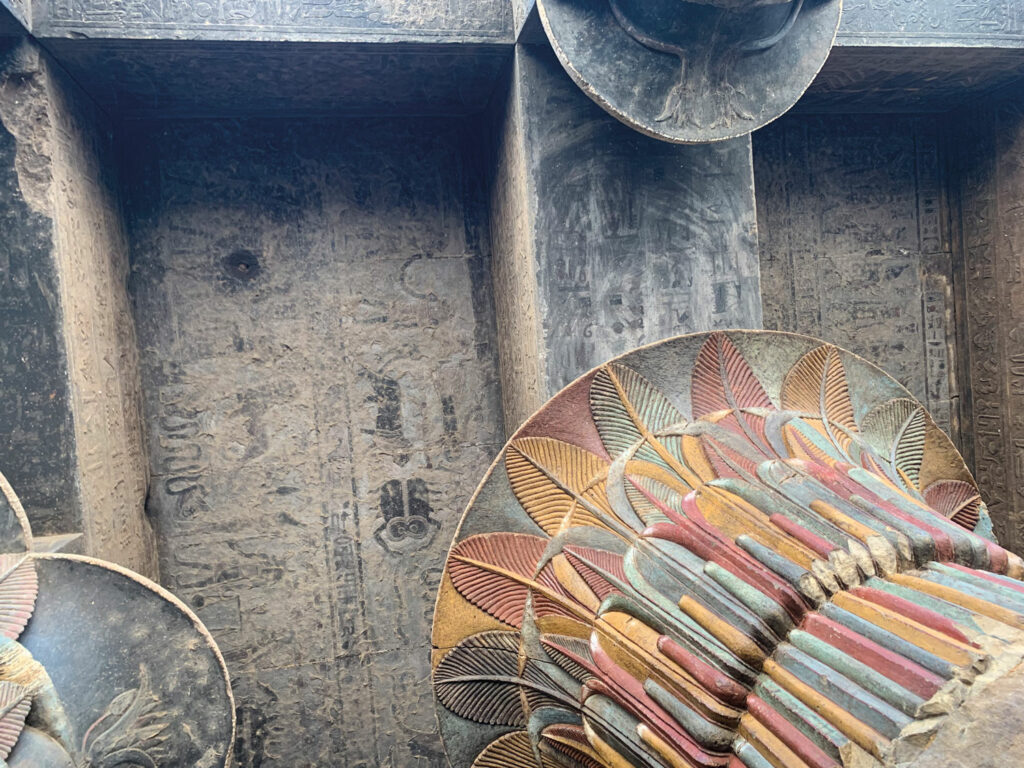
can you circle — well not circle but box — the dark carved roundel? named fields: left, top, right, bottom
left=538, top=0, right=843, bottom=143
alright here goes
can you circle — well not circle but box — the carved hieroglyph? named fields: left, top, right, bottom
left=432, top=330, right=1024, bottom=768
left=537, top=0, right=842, bottom=144
left=0, top=474, right=235, bottom=767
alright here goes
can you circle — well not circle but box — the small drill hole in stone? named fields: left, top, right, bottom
left=222, top=249, right=262, bottom=282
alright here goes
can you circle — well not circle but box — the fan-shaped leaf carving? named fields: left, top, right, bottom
left=507, top=438, right=614, bottom=535
left=781, top=345, right=857, bottom=438
left=861, top=399, right=926, bottom=489
left=563, top=546, right=626, bottom=602
left=435, top=632, right=527, bottom=726
left=435, top=632, right=569, bottom=727
left=0, top=680, right=30, bottom=759
left=449, top=534, right=573, bottom=627
left=471, top=731, right=556, bottom=768
left=590, top=365, right=682, bottom=471
left=691, top=333, right=773, bottom=418
left=541, top=634, right=597, bottom=683
left=924, top=480, right=983, bottom=530
left=541, top=724, right=604, bottom=768
left=0, top=555, right=36, bottom=641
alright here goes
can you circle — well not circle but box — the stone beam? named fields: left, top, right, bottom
left=837, top=0, right=1024, bottom=49
left=487, top=43, right=761, bottom=432
left=0, top=0, right=27, bottom=34
left=0, top=38, right=157, bottom=576
left=31, top=0, right=513, bottom=43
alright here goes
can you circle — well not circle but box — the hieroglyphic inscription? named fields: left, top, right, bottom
left=754, top=114, right=958, bottom=438
left=839, top=0, right=1023, bottom=44
left=0, top=41, right=157, bottom=574
left=45, top=59, right=158, bottom=574
left=125, top=118, right=502, bottom=766
left=520, top=45, right=761, bottom=396
left=40, top=0, right=511, bottom=38
left=955, top=93, right=1024, bottom=549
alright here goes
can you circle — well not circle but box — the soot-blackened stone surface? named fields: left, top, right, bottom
left=0, top=89, right=76, bottom=537
left=537, top=0, right=841, bottom=143
left=123, top=116, right=504, bottom=767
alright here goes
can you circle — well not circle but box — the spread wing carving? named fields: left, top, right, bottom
left=433, top=332, right=1024, bottom=768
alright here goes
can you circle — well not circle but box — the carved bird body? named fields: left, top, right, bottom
left=433, top=332, right=1024, bottom=768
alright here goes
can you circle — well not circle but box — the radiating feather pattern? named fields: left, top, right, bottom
left=434, top=332, right=1022, bottom=768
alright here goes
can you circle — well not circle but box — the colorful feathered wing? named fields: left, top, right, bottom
left=432, top=331, right=1024, bottom=768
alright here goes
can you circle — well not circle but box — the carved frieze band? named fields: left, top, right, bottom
left=39, top=0, right=511, bottom=37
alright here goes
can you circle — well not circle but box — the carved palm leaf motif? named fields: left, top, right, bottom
left=0, top=486, right=40, bottom=763
left=0, top=555, right=38, bottom=642
left=433, top=331, right=1024, bottom=768
left=0, top=681, right=31, bottom=760
left=81, top=666, right=169, bottom=768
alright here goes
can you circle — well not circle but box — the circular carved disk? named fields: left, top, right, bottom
left=538, top=0, right=842, bottom=143
left=13, top=554, right=235, bottom=768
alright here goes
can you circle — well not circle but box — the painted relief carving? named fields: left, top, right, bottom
left=433, top=330, right=1024, bottom=767
left=0, top=474, right=234, bottom=767
left=537, top=0, right=842, bottom=143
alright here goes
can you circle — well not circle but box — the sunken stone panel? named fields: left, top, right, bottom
left=39, top=40, right=511, bottom=120
left=124, top=117, right=503, bottom=767
left=800, top=47, right=1024, bottom=114
left=950, top=85, right=1024, bottom=552
left=754, top=114, right=959, bottom=441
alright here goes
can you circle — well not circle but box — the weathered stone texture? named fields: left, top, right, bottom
left=46, top=51, right=156, bottom=575
left=837, top=0, right=1024, bottom=47
left=123, top=117, right=503, bottom=767
left=0, top=0, right=27, bottom=32
left=0, top=41, right=74, bottom=535
left=487, top=55, right=542, bottom=434
left=951, top=86, right=1024, bottom=551
left=527, top=47, right=761, bottom=393
left=800, top=47, right=1024, bottom=114
left=755, top=114, right=959, bottom=441
left=490, top=44, right=761, bottom=431
left=34, top=0, right=512, bottom=41
left=0, top=40, right=156, bottom=574
left=41, top=41, right=511, bottom=120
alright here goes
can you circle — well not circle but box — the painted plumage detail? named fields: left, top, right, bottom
left=433, top=332, right=1024, bottom=768
left=0, top=681, right=31, bottom=760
